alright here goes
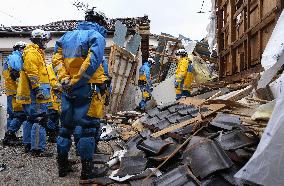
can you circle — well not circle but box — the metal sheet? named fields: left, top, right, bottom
left=126, top=33, right=142, bottom=54
left=214, top=130, right=257, bottom=150
left=183, top=136, right=233, bottom=179
left=154, top=165, right=198, bottom=186
left=113, top=20, right=127, bottom=47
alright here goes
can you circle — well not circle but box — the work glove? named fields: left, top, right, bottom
left=105, top=95, right=110, bottom=106
left=174, top=81, right=179, bottom=88
left=35, top=88, right=45, bottom=100
left=10, top=69, right=20, bottom=81
left=99, top=83, right=107, bottom=95
left=61, top=79, right=71, bottom=93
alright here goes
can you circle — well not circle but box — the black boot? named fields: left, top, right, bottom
left=24, top=144, right=31, bottom=153
left=47, top=130, right=58, bottom=143
left=80, top=160, right=107, bottom=184
left=80, top=160, right=96, bottom=184
left=3, top=132, right=21, bottom=146
left=57, top=156, right=73, bottom=177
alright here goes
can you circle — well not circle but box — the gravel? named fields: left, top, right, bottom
left=0, top=141, right=112, bottom=186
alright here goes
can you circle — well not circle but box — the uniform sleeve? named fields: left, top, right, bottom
left=73, top=33, right=106, bottom=89
left=145, top=67, right=152, bottom=86
left=23, top=51, right=40, bottom=89
left=52, top=40, right=70, bottom=83
left=175, top=59, right=188, bottom=84
left=2, top=58, right=10, bottom=80
left=47, top=64, right=59, bottom=88
left=102, top=57, right=109, bottom=77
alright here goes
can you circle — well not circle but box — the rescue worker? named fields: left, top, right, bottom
left=137, top=58, right=155, bottom=111
left=73, top=57, right=110, bottom=156
left=175, top=49, right=194, bottom=100
left=2, top=41, right=27, bottom=146
left=16, top=29, right=53, bottom=156
left=46, top=62, right=61, bottom=143
left=53, top=8, right=108, bottom=184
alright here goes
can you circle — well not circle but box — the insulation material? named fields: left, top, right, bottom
left=191, top=56, right=212, bottom=83
left=206, top=0, right=217, bottom=55
left=152, top=75, right=176, bottom=106
left=261, top=10, right=284, bottom=70
left=251, top=100, right=276, bottom=121
left=235, top=96, right=284, bottom=185
left=0, top=105, right=7, bottom=139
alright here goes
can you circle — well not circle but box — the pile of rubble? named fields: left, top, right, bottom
left=94, top=74, right=272, bottom=185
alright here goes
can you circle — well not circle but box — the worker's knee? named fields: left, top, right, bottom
left=58, top=127, right=73, bottom=139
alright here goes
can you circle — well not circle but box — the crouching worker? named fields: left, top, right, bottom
left=16, top=29, right=53, bottom=157
left=175, top=49, right=194, bottom=100
left=137, top=58, right=155, bottom=111
left=3, top=42, right=27, bottom=146
left=53, top=7, right=109, bottom=184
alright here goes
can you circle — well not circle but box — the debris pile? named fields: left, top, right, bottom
left=94, top=76, right=271, bottom=185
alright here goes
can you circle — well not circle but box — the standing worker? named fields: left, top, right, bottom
left=53, top=8, right=108, bottom=184
left=16, top=29, right=53, bottom=156
left=2, top=42, right=27, bottom=146
left=175, top=49, right=194, bottom=100
left=46, top=62, right=61, bottom=143
left=137, top=58, right=155, bottom=111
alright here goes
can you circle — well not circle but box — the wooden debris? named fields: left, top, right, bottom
left=151, top=104, right=226, bottom=138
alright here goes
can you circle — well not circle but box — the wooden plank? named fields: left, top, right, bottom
left=151, top=104, right=226, bottom=138
left=216, top=85, right=253, bottom=101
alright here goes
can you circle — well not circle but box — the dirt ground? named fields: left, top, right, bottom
left=0, top=141, right=112, bottom=186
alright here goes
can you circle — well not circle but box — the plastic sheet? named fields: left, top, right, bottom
left=235, top=96, right=284, bottom=185
left=191, top=56, right=212, bottom=83
left=251, top=100, right=275, bottom=121
left=206, top=0, right=217, bottom=55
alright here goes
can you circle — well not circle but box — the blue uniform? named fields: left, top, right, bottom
left=54, top=22, right=107, bottom=161
left=138, top=62, right=152, bottom=110
left=18, top=44, right=53, bottom=152
left=3, top=51, right=26, bottom=134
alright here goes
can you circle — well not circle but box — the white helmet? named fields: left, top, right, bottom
left=175, top=49, right=188, bottom=56
left=13, top=41, right=27, bottom=50
left=31, top=29, right=51, bottom=41
left=148, top=58, right=155, bottom=65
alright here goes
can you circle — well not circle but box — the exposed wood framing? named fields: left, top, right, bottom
left=216, top=0, right=284, bottom=78
left=107, top=45, right=138, bottom=114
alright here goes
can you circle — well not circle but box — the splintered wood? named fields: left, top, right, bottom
left=107, top=45, right=138, bottom=114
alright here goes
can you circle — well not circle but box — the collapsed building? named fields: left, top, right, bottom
left=1, top=1, right=284, bottom=185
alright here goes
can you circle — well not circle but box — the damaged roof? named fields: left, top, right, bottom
left=0, top=16, right=150, bottom=36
